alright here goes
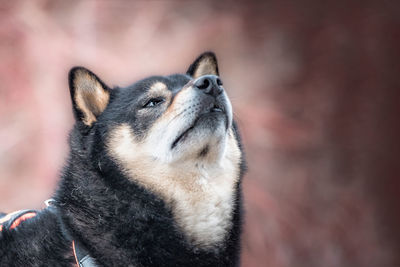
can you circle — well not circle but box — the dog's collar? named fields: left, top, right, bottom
left=0, top=209, right=38, bottom=231
left=45, top=199, right=98, bottom=267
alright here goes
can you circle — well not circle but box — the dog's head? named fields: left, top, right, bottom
left=68, top=52, right=243, bottom=248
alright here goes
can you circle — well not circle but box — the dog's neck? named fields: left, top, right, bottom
left=106, top=125, right=242, bottom=249
left=54, top=151, right=243, bottom=266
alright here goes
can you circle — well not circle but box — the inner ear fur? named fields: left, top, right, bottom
left=69, top=67, right=110, bottom=126
left=186, top=51, right=219, bottom=78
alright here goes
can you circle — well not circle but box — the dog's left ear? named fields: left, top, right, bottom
left=186, top=51, right=219, bottom=78
left=69, top=67, right=110, bottom=127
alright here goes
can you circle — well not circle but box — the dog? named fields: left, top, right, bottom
left=0, top=52, right=246, bottom=267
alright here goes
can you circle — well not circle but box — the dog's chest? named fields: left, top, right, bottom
left=170, top=167, right=237, bottom=248
left=107, top=125, right=241, bottom=248
left=128, top=160, right=239, bottom=248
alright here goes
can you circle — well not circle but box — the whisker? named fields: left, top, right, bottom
left=166, top=108, right=188, bottom=126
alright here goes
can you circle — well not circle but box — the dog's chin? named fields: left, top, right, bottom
left=170, top=111, right=228, bottom=159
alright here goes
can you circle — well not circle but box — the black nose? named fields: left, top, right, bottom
left=193, top=75, right=223, bottom=97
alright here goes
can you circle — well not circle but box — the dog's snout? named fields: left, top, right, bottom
left=193, top=75, right=223, bottom=97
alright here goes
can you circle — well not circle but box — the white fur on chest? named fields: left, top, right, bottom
left=107, top=125, right=241, bottom=248
left=169, top=163, right=238, bottom=248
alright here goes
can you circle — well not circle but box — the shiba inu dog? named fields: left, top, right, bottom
left=0, top=52, right=246, bottom=266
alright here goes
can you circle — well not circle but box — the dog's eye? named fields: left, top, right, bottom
left=143, top=98, right=165, bottom=108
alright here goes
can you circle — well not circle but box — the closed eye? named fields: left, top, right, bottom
left=143, top=97, right=165, bottom=108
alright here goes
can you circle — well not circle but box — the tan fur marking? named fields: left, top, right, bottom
left=74, top=71, right=110, bottom=126
left=164, top=83, right=191, bottom=116
left=107, top=124, right=241, bottom=248
left=193, top=57, right=218, bottom=78
left=148, top=81, right=169, bottom=96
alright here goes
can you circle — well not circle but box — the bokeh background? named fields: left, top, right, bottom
left=1, top=1, right=400, bottom=266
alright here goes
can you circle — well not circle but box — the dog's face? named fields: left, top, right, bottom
left=69, top=52, right=242, bottom=248
left=107, top=73, right=233, bottom=165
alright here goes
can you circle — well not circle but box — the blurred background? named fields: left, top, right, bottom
left=1, top=1, right=400, bottom=266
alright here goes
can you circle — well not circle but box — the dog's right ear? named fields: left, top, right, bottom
left=69, top=67, right=110, bottom=127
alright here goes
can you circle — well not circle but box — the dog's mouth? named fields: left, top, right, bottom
left=171, top=103, right=226, bottom=149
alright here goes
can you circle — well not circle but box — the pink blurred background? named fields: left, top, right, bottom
left=1, top=1, right=400, bottom=266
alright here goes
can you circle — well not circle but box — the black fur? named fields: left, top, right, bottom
left=0, top=52, right=246, bottom=267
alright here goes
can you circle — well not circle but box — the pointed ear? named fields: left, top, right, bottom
left=69, top=67, right=110, bottom=126
left=186, top=51, right=219, bottom=78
